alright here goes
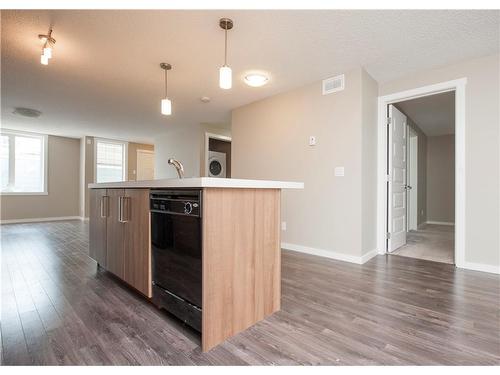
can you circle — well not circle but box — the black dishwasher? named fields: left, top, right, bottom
left=150, top=189, right=202, bottom=332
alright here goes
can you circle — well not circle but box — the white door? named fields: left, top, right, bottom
left=388, top=105, right=407, bottom=252
left=408, top=131, right=418, bottom=231
left=136, top=150, right=155, bottom=180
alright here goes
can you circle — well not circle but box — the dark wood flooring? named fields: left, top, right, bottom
left=1, top=220, right=499, bottom=365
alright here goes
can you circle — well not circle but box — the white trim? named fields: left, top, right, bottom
left=1, top=191, right=49, bottom=196
left=136, top=149, right=154, bottom=155
left=426, top=221, right=455, bottom=226
left=360, top=249, right=379, bottom=264
left=0, top=216, right=84, bottom=225
left=377, top=78, right=467, bottom=270
left=460, top=261, right=500, bottom=275
left=281, top=242, right=378, bottom=265
left=204, top=132, right=231, bottom=176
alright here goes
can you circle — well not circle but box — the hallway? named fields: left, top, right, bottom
left=392, top=224, right=454, bottom=264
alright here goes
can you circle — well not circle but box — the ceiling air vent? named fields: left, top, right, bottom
left=322, top=74, right=345, bottom=95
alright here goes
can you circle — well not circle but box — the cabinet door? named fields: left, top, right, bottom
left=123, top=189, right=151, bottom=297
left=106, top=189, right=125, bottom=279
left=89, top=189, right=107, bottom=266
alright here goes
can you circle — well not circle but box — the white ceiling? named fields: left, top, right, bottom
left=1, top=10, right=498, bottom=143
left=396, top=91, right=455, bottom=136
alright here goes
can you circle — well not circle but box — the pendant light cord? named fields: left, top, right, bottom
left=224, top=27, right=228, bottom=66
left=164, top=68, right=168, bottom=97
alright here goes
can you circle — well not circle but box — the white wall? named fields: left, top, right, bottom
left=379, top=53, right=499, bottom=270
left=232, top=67, right=379, bottom=263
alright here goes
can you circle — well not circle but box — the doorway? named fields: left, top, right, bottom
left=136, top=149, right=155, bottom=180
left=388, top=93, right=456, bottom=264
left=204, top=133, right=231, bottom=178
left=377, top=78, right=466, bottom=268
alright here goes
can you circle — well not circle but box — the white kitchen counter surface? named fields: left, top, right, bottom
left=88, top=177, right=304, bottom=190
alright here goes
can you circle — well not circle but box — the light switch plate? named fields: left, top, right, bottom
left=309, top=136, right=317, bottom=146
left=334, top=167, right=345, bottom=177
left=281, top=221, right=287, bottom=231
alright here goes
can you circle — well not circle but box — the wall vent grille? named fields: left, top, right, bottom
left=322, top=74, right=345, bottom=95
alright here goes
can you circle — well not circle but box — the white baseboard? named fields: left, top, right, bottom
left=360, top=248, right=379, bottom=263
left=458, top=261, right=500, bottom=275
left=281, top=242, right=378, bottom=265
left=426, top=221, right=455, bottom=226
left=1, top=216, right=84, bottom=225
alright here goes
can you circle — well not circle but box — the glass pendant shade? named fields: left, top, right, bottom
left=161, top=98, right=172, bottom=116
left=219, top=65, right=232, bottom=89
left=43, top=47, right=52, bottom=59
left=40, top=54, right=49, bottom=65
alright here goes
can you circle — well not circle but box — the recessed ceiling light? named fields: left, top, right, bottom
left=244, top=74, right=269, bottom=87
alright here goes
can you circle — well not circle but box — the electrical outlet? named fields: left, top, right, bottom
left=281, top=221, right=287, bottom=231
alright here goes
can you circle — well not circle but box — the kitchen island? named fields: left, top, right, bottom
left=88, top=177, right=303, bottom=351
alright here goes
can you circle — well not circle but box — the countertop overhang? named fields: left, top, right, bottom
left=88, top=177, right=304, bottom=190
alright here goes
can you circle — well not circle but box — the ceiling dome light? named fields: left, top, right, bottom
left=244, top=74, right=269, bottom=87
left=13, top=107, right=42, bottom=118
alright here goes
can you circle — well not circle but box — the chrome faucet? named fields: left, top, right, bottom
left=168, top=158, right=185, bottom=179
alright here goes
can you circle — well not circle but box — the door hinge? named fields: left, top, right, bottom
left=386, top=174, right=391, bottom=182
left=387, top=117, right=392, bottom=125
left=386, top=232, right=391, bottom=240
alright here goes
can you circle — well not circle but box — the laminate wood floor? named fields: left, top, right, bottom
left=1, top=220, right=499, bottom=365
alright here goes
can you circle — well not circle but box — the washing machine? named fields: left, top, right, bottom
left=208, top=151, right=226, bottom=178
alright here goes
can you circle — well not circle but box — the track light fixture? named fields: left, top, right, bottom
left=38, top=28, right=56, bottom=66
left=219, top=18, right=233, bottom=90
left=160, top=63, right=173, bottom=116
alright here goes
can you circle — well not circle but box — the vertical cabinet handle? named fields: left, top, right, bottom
left=118, top=196, right=130, bottom=223
left=100, top=195, right=109, bottom=218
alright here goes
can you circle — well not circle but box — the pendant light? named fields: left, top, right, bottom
left=38, top=28, right=56, bottom=66
left=219, top=18, right=233, bottom=90
left=160, top=63, right=172, bottom=116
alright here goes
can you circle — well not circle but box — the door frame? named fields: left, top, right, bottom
left=376, top=78, right=466, bottom=268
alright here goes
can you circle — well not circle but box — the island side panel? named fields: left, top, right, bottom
left=202, top=188, right=281, bottom=352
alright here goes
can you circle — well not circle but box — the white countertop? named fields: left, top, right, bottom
left=88, top=177, right=304, bottom=190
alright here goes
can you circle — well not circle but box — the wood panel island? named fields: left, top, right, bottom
left=88, top=177, right=303, bottom=351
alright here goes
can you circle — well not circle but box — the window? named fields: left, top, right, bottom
left=0, top=130, right=47, bottom=194
left=95, top=139, right=127, bottom=183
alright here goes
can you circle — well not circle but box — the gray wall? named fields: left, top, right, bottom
left=155, top=124, right=230, bottom=179
left=1, top=135, right=80, bottom=221
left=232, top=67, right=378, bottom=261
left=427, top=135, right=455, bottom=223
left=379, top=53, right=499, bottom=269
